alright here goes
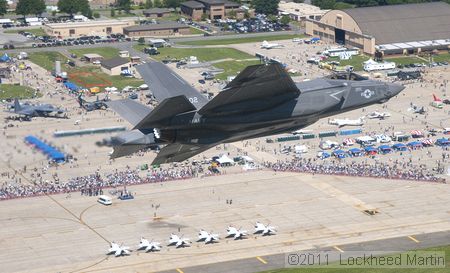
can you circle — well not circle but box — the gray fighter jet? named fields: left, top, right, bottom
left=8, top=98, right=65, bottom=119
left=107, top=63, right=404, bottom=164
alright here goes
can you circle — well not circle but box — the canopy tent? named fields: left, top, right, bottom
left=392, top=143, right=407, bottom=151
left=407, top=141, right=423, bottom=149
left=0, top=53, right=10, bottom=62
left=410, top=130, right=424, bottom=138
left=216, top=154, right=234, bottom=165
left=343, top=138, right=355, bottom=146
left=421, top=138, right=434, bottom=146
left=64, top=81, right=80, bottom=91
left=332, top=149, right=347, bottom=158
left=378, top=145, right=392, bottom=154
left=318, top=151, right=330, bottom=159
left=364, top=146, right=378, bottom=155
left=436, top=138, right=450, bottom=146
left=241, top=155, right=254, bottom=162
left=348, top=148, right=363, bottom=156
left=24, top=135, right=65, bottom=162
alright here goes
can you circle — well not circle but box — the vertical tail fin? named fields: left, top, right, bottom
left=433, top=94, right=441, bottom=102
left=13, top=98, right=21, bottom=113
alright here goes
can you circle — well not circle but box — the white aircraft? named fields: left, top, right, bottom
left=197, top=229, right=220, bottom=244
left=168, top=233, right=190, bottom=248
left=107, top=242, right=131, bottom=257
left=254, top=222, right=277, bottom=236
left=260, top=40, right=284, bottom=49
left=137, top=237, right=161, bottom=252
left=366, top=111, right=391, bottom=119
left=226, top=225, right=248, bottom=240
left=328, top=117, right=364, bottom=128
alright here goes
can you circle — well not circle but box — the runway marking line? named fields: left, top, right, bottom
left=176, top=268, right=184, bottom=273
left=333, top=246, right=344, bottom=253
left=256, top=256, right=268, bottom=264
left=407, top=235, right=420, bottom=243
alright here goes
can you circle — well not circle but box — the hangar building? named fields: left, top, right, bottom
left=305, top=2, right=450, bottom=55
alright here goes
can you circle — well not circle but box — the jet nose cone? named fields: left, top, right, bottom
left=388, top=83, right=405, bottom=97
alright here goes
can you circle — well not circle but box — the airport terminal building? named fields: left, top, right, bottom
left=305, top=2, right=450, bottom=55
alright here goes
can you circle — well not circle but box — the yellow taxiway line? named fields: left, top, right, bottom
left=333, top=246, right=344, bottom=253
left=176, top=268, right=184, bottom=273
left=256, top=256, right=268, bottom=264
left=407, top=235, right=420, bottom=243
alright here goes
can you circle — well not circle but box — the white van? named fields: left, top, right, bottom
left=98, top=195, right=112, bottom=205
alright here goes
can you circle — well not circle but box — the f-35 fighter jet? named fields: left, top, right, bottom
left=107, top=62, right=404, bottom=164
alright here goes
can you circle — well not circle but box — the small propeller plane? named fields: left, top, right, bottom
left=107, top=242, right=131, bottom=257
left=197, top=229, right=220, bottom=244
left=226, top=225, right=248, bottom=240
left=168, top=233, right=190, bottom=248
left=137, top=237, right=161, bottom=252
left=254, top=222, right=277, bottom=236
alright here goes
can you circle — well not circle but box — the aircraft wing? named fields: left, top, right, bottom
left=106, top=99, right=152, bottom=127
left=136, top=62, right=208, bottom=109
left=16, top=109, right=35, bottom=116
left=198, top=64, right=300, bottom=116
left=152, top=143, right=218, bottom=165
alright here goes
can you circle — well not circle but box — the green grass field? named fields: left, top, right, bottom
left=68, top=47, right=120, bottom=59
left=259, top=245, right=450, bottom=273
left=213, top=60, right=261, bottom=80
left=28, top=51, right=143, bottom=90
left=67, top=66, right=144, bottom=90
left=177, top=34, right=305, bottom=46
left=0, top=84, right=39, bottom=99
left=329, top=55, right=371, bottom=71
left=189, top=27, right=206, bottom=35
left=4, top=27, right=46, bottom=36
left=384, top=56, right=428, bottom=65
left=28, top=51, right=69, bottom=71
left=432, top=53, right=450, bottom=62
left=139, top=47, right=254, bottom=62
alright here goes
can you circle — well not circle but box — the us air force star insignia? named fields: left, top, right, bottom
left=361, top=89, right=374, bottom=99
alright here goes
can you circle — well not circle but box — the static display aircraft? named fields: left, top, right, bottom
left=254, top=222, right=277, bottom=236
left=431, top=94, right=444, bottom=109
left=328, top=117, right=365, bottom=127
left=197, top=229, right=220, bottom=244
left=107, top=63, right=404, bottom=165
left=260, top=40, right=284, bottom=49
left=366, top=111, right=391, bottom=119
left=8, top=98, right=65, bottom=119
left=107, top=242, right=131, bottom=257
left=168, top=233, right=190, bottom=248
left=226, top=225, right=248, bottom=240
left=137, top=237, right=161, bottom=252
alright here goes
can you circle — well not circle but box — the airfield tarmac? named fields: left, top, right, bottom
left=1, top=170, right=450, bottom=273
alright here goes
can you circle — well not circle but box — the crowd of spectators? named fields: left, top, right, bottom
left=0, top=166, right=206, bottom=200
left=265, top=159, right=445, bottom=183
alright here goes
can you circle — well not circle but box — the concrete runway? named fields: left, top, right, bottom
left=1, top=171, right=449, bottom=273
left=160, top=230, right=450, bottom=273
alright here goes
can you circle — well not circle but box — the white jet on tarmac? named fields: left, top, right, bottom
left=168, top=233, right=191, bottom=248
left=226, top=225, right=248, bottom=240
left=198, top=229, right=220, bottom=244
left=366, top=111, right=391, bottom=119
left=328, top=117, right=364, bottom=128
left=107, top=242, right=131, bottom=257
left=254, top=222, right=277, bottom=236
left=138, top=237, right=161, bottom=252
left=260, top=40, right=284, bottom=49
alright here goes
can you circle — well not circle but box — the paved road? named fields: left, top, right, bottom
left=168, top=30, right=304, bottom=43
left=158, top=230, right=450, bottom=273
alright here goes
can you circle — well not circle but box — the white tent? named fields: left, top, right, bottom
left=241, top=155, right=254, bottom=162
left=216, top=154, right=234, bottom=165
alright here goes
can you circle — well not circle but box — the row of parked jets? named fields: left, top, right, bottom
left=107, top=222, right=277, bottom=257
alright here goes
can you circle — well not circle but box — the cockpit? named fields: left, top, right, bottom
left=325, top=72, right=369, bottom=81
